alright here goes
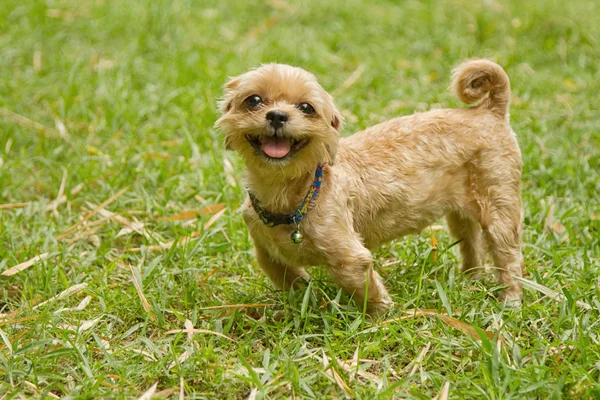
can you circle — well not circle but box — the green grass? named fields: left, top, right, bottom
left=1, top=0, right=599, bottom=398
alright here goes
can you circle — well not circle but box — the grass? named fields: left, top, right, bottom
left=0, top=0, right=599, bottom=398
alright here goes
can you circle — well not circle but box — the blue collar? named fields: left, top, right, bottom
left=248, top=164, right=324, bottom=227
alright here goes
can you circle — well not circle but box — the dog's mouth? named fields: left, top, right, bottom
left=245, top=134, right=310, bottom=160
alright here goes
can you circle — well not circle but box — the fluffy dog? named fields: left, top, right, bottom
left=215, top=59, right=524, bottom=315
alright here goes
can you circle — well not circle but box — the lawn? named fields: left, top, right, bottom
left=0, top=0, right=599, bottom=398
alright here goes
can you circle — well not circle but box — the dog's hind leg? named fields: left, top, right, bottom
left=477, top=175, right=524, bottom=304
left=446, top=211, right=485, bottom=278
left=483, top=206, right=524, bottom=304
left=464, top=145, right=524, bottom=304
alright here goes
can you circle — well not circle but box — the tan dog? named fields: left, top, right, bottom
left=215, top=60, right=524, bottom=315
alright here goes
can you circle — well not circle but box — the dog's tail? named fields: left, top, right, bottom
left=451, top=59, right=510, bottom=120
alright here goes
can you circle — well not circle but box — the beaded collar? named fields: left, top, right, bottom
left=247, top=164, right=324, bottom=243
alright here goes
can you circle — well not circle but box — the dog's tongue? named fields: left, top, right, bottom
left=262, top=136, right=291, bottom=158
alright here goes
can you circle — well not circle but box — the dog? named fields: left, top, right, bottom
left=215, top=59, right=524, bottom=315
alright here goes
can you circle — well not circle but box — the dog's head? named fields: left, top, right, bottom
left=215, top=64, right=342, bottom=176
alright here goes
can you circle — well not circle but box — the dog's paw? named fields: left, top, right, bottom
left=366, top=297, right=394, bottom=318
left=498, top=290, right=522, bottom=309
left=467, top=272, right=483, bottom=280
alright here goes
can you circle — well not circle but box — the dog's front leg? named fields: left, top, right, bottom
left=254, top=243, right=309, bottom=290
left=323, top=235, right=393, bottom=316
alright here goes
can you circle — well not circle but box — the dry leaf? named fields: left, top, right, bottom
left=403, top=308, right=441, bottom=316
left=157, top=203, right=225, bottom=221
left=184, top=319, right=194, bottom=340
left=433, top=381, right=450, bottom=400
left=22, top=381, right=37, bottom=393
left=437, top=315, right=494, bottom=340
left=88, top=234, right=101, bottom=248
left=55, top=118, right=68, bottom=137
left=551, top=221, right=566, bottom=234
left=198, top=267, right=218, bottom=284
left=515, top=276, right=591, bottom=310
left=66, top=226, right=102, bottom=245
left=138, top=382, right=158, bottom=400
left=33, top=283, right=88, bottom=311
left=93, top=206, right=150, bottom=240
left=99, top=338, right=110, bottom=350
left=247, top=388, right=258, bottom=400
left=321, top=350, right=354, bottom=397
left=144, top=152, right=171, bottom=160
left=57, top=186, right=129, bottom=239
left=54, top=295, right=92, bottom=314
left=57, top=317, right=101, bottom=333
left=0, top=202, right=30, bottom=210
left=168, top=349, right=192, bottom=369
left=335, top=357, right=382, bottom=385
left=129, top=265, right=155, bottom=321
left=378, top=308, right=441, bottom=326
left=45, top=195, right=67, bottom=214
left=70, top=183, right=85, bottom=195
left=165, top=328, right=235, bottom=342
left=128, top=207, right=226, bottom=252
left=408, top=342, right=431, bottom=376
left=128, top=348, right=157, bottom=361
left=194, top=194, right=207, bottom=204
left=115, top=223, right=145, bottom=238
left=0, top=106, right=60, bottom=137
left=75, top=317, right=102, bottom=333
left=197, top=303, right=273, bottom=311
left=383, top=309, right=493, bottom=341
left=2, top=252, right=52, bottom=276
left=22, top=380, right=59, bottom=399
left=154, top=387, right=179, bottom=398
left=0, top=315, right=40, bottom=327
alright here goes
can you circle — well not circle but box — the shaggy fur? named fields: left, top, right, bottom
left=215, top=59, right=524, bottom=315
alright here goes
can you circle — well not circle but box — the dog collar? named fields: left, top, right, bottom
left=248, top=164, right=324, bottom=243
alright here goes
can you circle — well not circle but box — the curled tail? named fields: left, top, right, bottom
left=451, top=59, right=510, bottom=120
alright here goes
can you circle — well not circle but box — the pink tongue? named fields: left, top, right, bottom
left=261, top=136, right=291, bottom=158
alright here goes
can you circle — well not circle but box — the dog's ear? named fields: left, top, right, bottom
left=331, top=112, right=342, bottom=131
left=327, top=94, right=343, bottom=131
left=224, top=76, right=241, bottom=90
left=216, top=76, right=242, bottom=150
left=217, top=76, right=241, bottom=114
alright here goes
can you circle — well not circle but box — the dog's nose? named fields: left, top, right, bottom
left=266, top=110, right=289, bottom=129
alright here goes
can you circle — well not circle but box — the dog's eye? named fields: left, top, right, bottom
left=298, top=103, right=315, bottom=115
left=245, top=95, right=263, bottom=108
